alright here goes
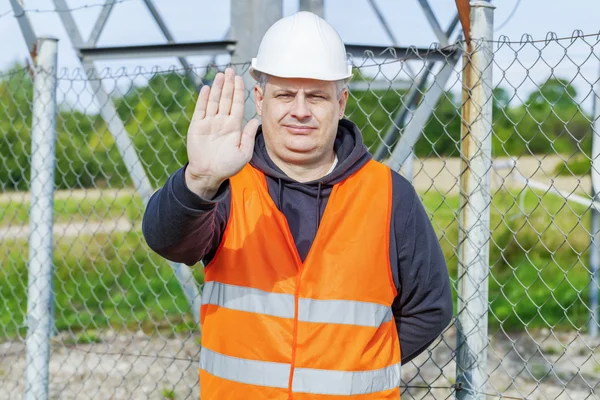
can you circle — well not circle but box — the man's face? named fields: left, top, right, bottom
left=254, top=76, right=348, bottom=164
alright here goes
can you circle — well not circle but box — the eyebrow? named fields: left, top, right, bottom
left=273, top=89, right=297, bottom=94
left=305, top=90, right=329, bottom=96
left=272, top=88, right=329, bottom=96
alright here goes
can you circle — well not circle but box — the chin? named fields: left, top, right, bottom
left=279, top=145, right=319, bottom=163
left=283, top=139, right=319, bottom=155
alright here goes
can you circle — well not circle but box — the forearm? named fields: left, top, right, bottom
left=390, top=172, right=453, bottom=364
left=395, top=285, right=452, bottom=364
left=142, top=166, right=230, bottom=266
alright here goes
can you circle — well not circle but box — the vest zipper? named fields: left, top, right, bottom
left=287, top=268, right=303, bottom=399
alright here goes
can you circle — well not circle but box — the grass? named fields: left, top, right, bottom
left=542, top=345, right=562, bottom=356
left=160, top=388, right=176, bottom=399
left=421, top=186, right=594, bottom=332
left=0, top=227, right=205, bottom=340
left=553, top=154, right=591, bottom=176
left=63, top=331, right=103, bottom=345
left=0, top=186, right=598, bottom=339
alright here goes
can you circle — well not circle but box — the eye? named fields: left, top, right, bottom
left=276, top=93, right=292, bottom=99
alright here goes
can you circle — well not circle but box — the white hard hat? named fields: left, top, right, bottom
left=250, top=11, right=353, bottom=82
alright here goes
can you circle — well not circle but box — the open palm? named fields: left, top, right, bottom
left=185, top=68, right=259, bottom=196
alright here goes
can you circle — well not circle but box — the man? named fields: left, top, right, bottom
left=143, top=11, right=452, bottom=400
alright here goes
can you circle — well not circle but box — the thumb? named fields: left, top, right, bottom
left=240, top=118, right=260, bottom=158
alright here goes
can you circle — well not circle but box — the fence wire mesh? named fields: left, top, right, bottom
left=2, top=31, right=600, bottom=400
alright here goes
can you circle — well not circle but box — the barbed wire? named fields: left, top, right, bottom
left=432, top=30, right=600, bottom=53
left=0, top=8, right=12, bottom=20
left=493, top=31, right=600, bottom=45
left=0, top=64, right=30, bottom=79
left=0, top=0, right=134, bottom=22
left=1, top=2, right=599, bottom=50
left=53, top=62, right=250, bottom=82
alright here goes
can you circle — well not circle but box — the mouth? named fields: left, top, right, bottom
left=283, top=125, right=316, bottom=134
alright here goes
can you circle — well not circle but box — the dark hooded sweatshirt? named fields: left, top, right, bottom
left=142, top=119, right=453, bottom=364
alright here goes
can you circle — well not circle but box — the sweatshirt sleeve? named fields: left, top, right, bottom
left=142, top=165, right=230, bottom=266
left=390, top=171, right=453, bottom=364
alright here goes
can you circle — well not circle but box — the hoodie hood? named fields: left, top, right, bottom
left=250, top=118, right=372, bottom=187
left=249, top=119, right=372, bottom=243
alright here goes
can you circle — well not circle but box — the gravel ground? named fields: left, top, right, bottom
left=1, top=326, right=599, bottom=400
left=0, top=330, right=201, bottom=400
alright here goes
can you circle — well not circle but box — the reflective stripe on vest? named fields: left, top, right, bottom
left=201, top=348, right=401, bottom=396
left=202, top=281, right=393, bottom=328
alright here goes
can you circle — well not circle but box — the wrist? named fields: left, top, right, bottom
left=184, top=168, right=225, bottom=200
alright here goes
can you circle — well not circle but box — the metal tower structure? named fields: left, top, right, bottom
left=10, top=0, right=463, bottom=327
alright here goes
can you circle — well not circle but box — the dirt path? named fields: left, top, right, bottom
left=0, top=188, right=138, bottom=204
left=0, top=218, right=136, bottom=241
left=409, top=154, right=591, bottom=195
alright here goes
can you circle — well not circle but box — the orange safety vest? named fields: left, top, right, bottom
left=199, top=159, right=401, bottom=399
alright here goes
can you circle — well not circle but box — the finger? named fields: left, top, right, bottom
left=218, top=68, right=235, bottom=115
left=205, top=72, right=224, bottom=116
left=230, top=75, right=246, bottom=119
left=240, top=118, right=260, bottom=158
left=192, top=85, right=210, bottom=120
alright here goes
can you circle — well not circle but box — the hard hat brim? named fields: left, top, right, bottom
left=249, top=58, right=353, bottom=82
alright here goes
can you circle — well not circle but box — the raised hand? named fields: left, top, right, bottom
left=184, top=67, right=260, bottom=199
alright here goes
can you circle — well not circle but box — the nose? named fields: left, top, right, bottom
left=290, top=96, right=311, bottom=120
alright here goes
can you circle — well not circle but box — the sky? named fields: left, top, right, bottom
left=1, top=0, right=599, bottom=111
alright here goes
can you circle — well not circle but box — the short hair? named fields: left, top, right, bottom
left=256, top=72, right=348, bottom=98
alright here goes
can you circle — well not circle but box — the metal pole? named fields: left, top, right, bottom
left=9, top=0, right=37, bottom=60
left=455, top=2, right=494, bottom=399
left=417, top=0, right=450, bottom=46
left=402, top=153, right=415, bottom=183
left=366, top=0, right=416, bottom=79
left=51, top=0, right=154, bottom=202
left=230, top=0, right=283, bottom=122
left=385, top=54, right=459, bottom=171
left=25, top=36, right=59, bottom=400
left=86, top=0, right=114, bottom=46
left=373, top=13, right=461, bottom=162
left=141, top=0, right=200, bottom=87
left=299, top=0, right=324, bottom=18
left=589, top=209, right=599, bottom=337
left=589, top=59, right=600, bottom=337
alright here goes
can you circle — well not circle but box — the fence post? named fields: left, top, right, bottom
left=25, top=36, right=59, bottom=400
left=455, top=2, right=494, bottom=399
left=589, top=59, right=600, bottom=337
left=401, top=153, right=415, bottom=184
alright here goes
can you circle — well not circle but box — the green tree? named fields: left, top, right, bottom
left=0, top=65, right=33, bottom=190
left=511, top=78, right=591, bottom=156
left=115, top=71, right=198, bottom=187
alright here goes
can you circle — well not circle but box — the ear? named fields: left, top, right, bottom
left=254, top=84, right=264, bottom=116
left=338, top=89, right=349, bottom=120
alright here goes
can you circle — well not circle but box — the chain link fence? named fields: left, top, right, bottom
left=2, top=25, right=600, bottom=400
